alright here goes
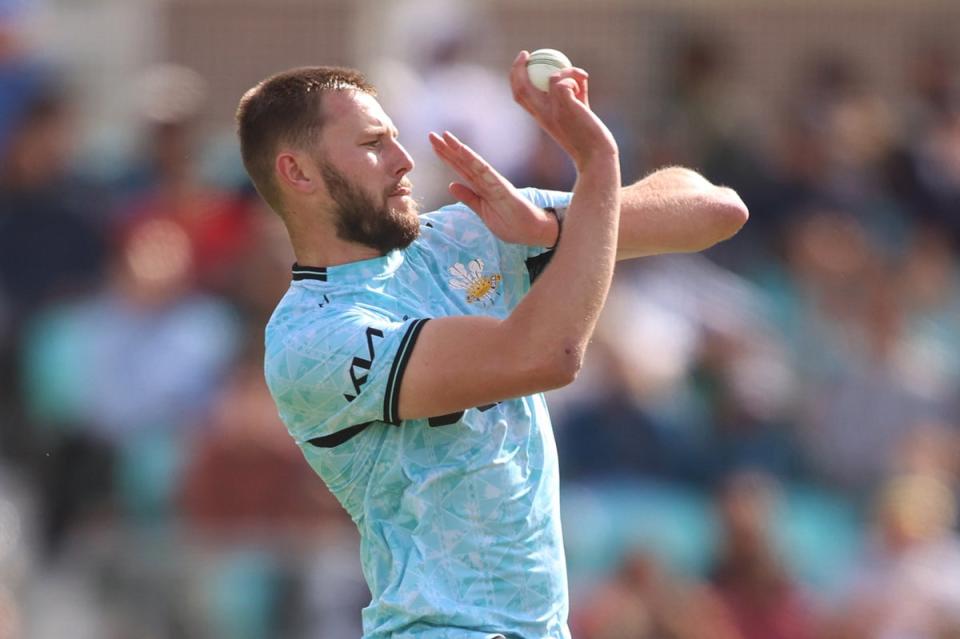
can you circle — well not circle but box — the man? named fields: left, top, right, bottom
left=236, top=51, right=747, bottom=639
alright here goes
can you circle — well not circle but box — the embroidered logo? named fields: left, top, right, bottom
left=448, top=259, right=502, bottom=305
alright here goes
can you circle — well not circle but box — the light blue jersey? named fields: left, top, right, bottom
left=264, top=188, right=573, bottom=639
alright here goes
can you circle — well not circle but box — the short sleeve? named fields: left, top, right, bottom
left=264, top=308, right=429, bottom=444
left=513, top=187, right=573, bottom=259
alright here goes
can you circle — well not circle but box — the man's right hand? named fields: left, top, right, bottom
left=509, top=50, right=618, bottom=170
left=395, top=52, right=622, bottom=423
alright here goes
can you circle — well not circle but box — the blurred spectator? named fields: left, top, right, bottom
left=888, top=104, right=960, bottom=244
left=0, top=68, right=107, bottom=462
left=177, top=359, right=365, bottom=639
left=779, top=211, right=951, bottom=492
left=112, top=64, right=258, bottom=292
left=0, top=0, right=44, bottom=165
left=829, top=473, right=960, bottom=639
left=887, top=41, right=960, bottom=243
left=218, top=202, right=297, bottom=327
left=0, top=587, right=18, bottom=639
left=891, top=422, right=960, bottom=483
left=650, top=32, right=756, bottom=176
left=0, top=468, right=30, bottom=639
left=741, top=53, right=901, bottom=269
left=708, top=472, right=818, bottom=639
left=690, top=328, right=806, bottom=484
left=20, top=215, right=241, bottom=548
left=179, top=359, right=348, bottom=537
left=893, top=227, right=960, bottom=406
left=571, top=549, right=742, bottom=639
left=645, top=31, right=769, bottom=272
left=901, top=42, right=960, bottom=135
left=176, top=360, right=350, bottom=639
left=555, top=254, right=799, bottom=485
left=556, top=336, right=674, bottom=481
left=22, top=215, right=240, bottom=441
left=0, top=75, right=106, bottom=313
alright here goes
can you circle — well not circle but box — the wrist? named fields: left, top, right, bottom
left=573, top=144, right=619, bottom=174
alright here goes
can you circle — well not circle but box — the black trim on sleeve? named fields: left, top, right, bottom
left=428, top=411, right=464, bottom=427
left=544, top=206, right=562, bottom=251
left=307, top=421, right=372, bottom=448
left=383, top=318, right=430, bottom=425
left=525, top=250, right=555, bottom=285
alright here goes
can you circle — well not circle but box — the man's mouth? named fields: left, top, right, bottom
left=389, top=182, right=413, bottom=197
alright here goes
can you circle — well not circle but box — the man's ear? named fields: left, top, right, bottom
left=276, top=151, right=320, bottom=196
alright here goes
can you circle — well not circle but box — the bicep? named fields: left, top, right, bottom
left=396, top=315, right=568, bottom=421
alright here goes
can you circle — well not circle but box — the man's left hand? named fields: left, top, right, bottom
left=429, top=131, right=558, bottom=247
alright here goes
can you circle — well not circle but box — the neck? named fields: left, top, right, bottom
left=284, top=198, right=389, bottom=267
left=289, top=227, right=382, bottom=267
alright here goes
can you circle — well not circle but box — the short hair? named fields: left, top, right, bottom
left=235, top=66, right=376, bottom=212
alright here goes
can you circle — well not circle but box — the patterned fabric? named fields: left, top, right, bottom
left=264, top=189, right=574, bottom=639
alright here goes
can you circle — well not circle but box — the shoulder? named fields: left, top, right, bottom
left=263, top=287, right=427, bottom=439
left=264, top=291, right=400, bottom=402
left=266, top=286, right=395, bottom=359
left=416, top=202, right=487, bottom=245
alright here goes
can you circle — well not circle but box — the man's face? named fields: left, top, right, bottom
left=314, top=90, right=420, bottom=253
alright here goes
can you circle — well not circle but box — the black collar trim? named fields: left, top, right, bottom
left=292, top=263, right=327, bottom=282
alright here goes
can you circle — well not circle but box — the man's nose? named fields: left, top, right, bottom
left=391, top=139, right=415, bottom=177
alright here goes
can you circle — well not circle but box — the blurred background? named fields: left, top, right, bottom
left=2, top=0, right=960, bottom=637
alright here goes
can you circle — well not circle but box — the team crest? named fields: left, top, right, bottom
left=448, top=259, right=502, bottom=305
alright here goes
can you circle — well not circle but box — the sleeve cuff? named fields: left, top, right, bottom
left=383, top=318, right=430, bottom=424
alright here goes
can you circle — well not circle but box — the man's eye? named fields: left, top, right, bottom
left=364, top=139, right=381, bottom=148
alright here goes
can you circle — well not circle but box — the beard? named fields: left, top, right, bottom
left=319, top=161, right=421, bottom=255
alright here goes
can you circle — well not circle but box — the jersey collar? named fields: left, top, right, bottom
left=292, top=249, right=405, bottom=283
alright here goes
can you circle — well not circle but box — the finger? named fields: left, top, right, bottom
left=554, top=67, right=589, bottom=83
left=441, top=131, right=506, bottom=191
left=549, top=76, right=580, bottom=105
left=432, top=131, right=513, bottom=203
left=430, top=131, right=481, bottom=184
left=438, top=131, right=481, bottom=178
left=509, top=50, right=530, bottom=101
left=510, top=50, right=548, bottom=112
left=510, top=50, right=527, bottom=77
left=428, top=131, right=455, bottom=161
left=549, top=76, right=593, bottom=122
left=552, top=67, right=589, bottom=106
left=428, top=130, right=448, bottom=155
left=448, top=182, right=483, bottom=213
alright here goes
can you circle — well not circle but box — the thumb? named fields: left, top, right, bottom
left=449, top=182, right=484, bottom=215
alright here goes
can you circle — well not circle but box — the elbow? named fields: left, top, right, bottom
left=713, top=187, right=749, bottom=241
left=531, top=344, right=584, bottom=390
left=690, top=187, right=748, bottom=251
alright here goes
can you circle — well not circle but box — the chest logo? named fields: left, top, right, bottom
left=343, top=326, right=384, bottom=402
left=448, top=259, right=502, bottom=305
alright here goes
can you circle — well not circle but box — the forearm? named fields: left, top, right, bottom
left=615, top=166, right=748, bottom=260
left=503, top=156, right=621, bottom=378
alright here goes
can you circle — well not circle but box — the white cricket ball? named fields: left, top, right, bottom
left=526, top=48, right=572, bottom=92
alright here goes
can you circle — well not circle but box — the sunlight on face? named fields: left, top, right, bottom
left=320, top=159, right=420, bottom=254
left=315, top=90, right=420, bottom=253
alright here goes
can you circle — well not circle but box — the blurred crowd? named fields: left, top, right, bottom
left=2, top=1, right=960, bottom=638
